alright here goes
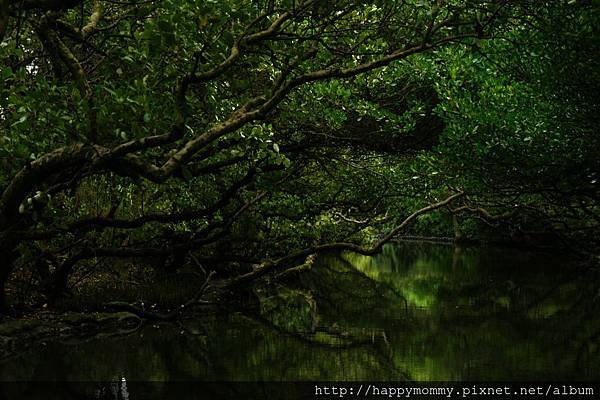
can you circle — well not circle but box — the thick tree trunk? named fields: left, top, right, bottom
left=453, top=214, right=465, bottom=242
left=45, top=251, right=88, bottom=304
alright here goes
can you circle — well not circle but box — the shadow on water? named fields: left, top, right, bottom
left=1, top=242, right=599, bottom=397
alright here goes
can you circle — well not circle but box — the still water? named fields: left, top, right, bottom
left=1, top=242, right=599, bottom=385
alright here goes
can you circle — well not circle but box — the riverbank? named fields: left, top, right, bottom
left=0, top=310, right=145, bottom=361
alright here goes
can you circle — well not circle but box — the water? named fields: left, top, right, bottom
left=1, top=242, right=599, bottom=386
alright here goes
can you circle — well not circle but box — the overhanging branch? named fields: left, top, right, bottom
left=227, top=191, right=465, bottom=287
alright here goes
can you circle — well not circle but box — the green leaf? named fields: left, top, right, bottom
left=1, top=67, right=13, bottom=79
left=11, top=115, right=27, bottom=127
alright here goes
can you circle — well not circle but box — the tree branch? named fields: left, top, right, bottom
left=227, top=191, right=465, bottom=287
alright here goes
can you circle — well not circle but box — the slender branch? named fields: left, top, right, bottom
left=104, top=271, right=216, bottom=320
left=227, top=191, right=465, bottom=287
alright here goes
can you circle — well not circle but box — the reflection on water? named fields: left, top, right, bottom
left=340, top=243, right=600, bottom=381
left=1, top=242, right=599, bottom=387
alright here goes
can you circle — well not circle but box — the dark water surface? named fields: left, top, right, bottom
left=1, top=243, right=599, bottom=385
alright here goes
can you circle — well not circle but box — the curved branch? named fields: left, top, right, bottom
left=104, top=271, right=216, bottom=320
left=81, top=1, right=102, bottom=37
left=227, top=191, right=465, bottom=287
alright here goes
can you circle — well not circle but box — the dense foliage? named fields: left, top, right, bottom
left=0, top=0, right=597, bottom=312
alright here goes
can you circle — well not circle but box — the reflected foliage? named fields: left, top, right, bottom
left=1, top=243, right=599, bottom=389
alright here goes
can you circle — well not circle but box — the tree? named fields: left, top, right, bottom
left=413, top=0, right=599, bottom=248
left=0, top=0, right=566, bottom=312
